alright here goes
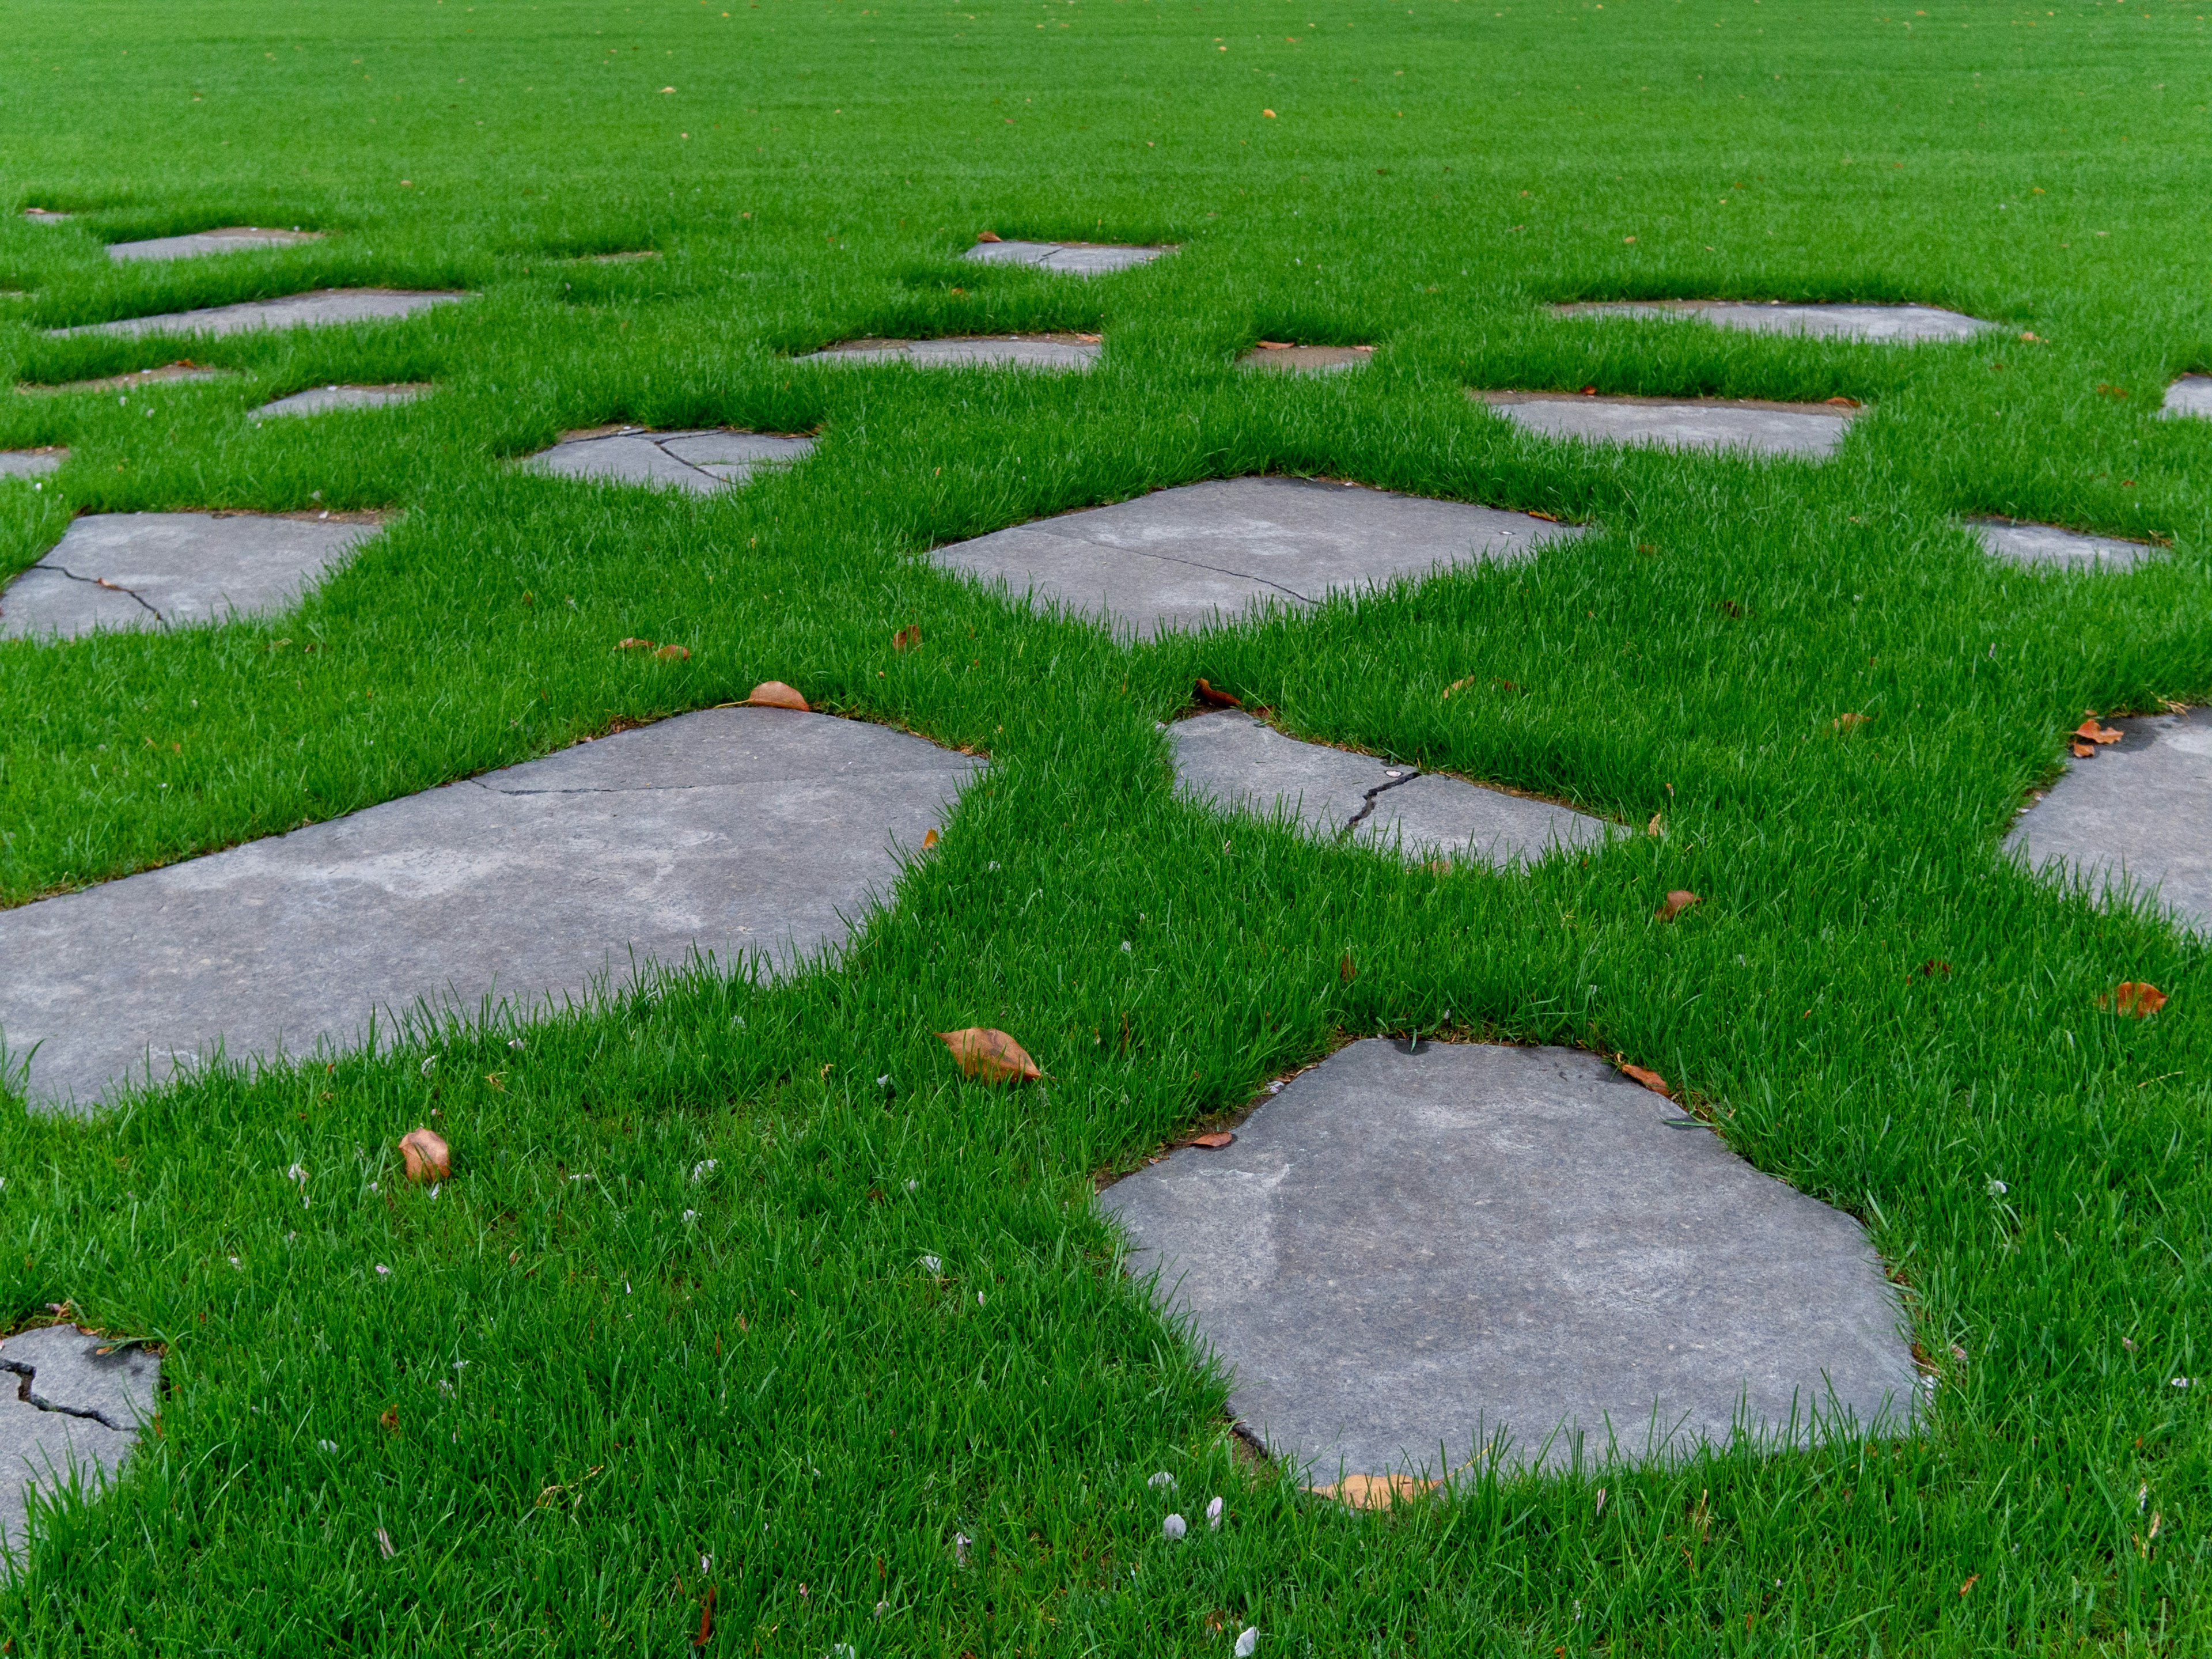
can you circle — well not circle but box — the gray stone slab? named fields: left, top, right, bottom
left=1476, top=390, right=1855, bottom=459
left=0, top=708, right=978, bottom=1108
left=1, top=1325, right=158, bottom=1553
left=107, top=227, right=320, bottom=263
left=521, top=427, right=814, bottom=493
left=1101, top=1040, right=1918, bottom=1478
left=0, top=1325, right=158, bottom=1429
left=1239, top=345, right=1373, bottom=374
left=0, top=448, right=66, bottom=479
left=932, top=475, right=1584, bottom=642
left=960, top=240, right=1172, bottom=275
left=1172, top=711, right=1610, bottom=868
left=1969, top=518, right=2161, bottom=571
left=802, top=335, right=1099, bottom=372
left=17, top=362, right=233, bottom=397
left=22, top=209, right=72, bottom=223
left=2162, top=376, right=2212, bottom=421
left=51, top=289, right=470, bottom=341
left=1555, top=300, right=1998, bottom=343
left=2006, top=705, right=2210, bottom=936
left=0, top=513, right=380, bottom=641
left=249, top=383, right=431, bottom=421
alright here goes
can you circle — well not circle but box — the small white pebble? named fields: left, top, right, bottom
left=1207, top=1495, right=1224, bottom=1529
left=1162, top=1513, right=1187, bottom=1540
left=1236, top=1627, right=1259, bottom=1657
left=682, top=1209, right=698, bottom=1222
left=228, top=1256, right=241, bottom=1269
left=1148, top=1471, right=1175, bottom=1488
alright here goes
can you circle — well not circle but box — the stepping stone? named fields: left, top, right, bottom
left=1476, top=390, right=1856, bottom=459
left=2162, top=376, right=2212, bottom=421
left=933, top=475, right=1584, bottom=641
left=22, top=208, right=72, bottom=223
left=106, top=227, right=320, bottom=263
left=960, top=238, right=1173, bottom=275
left=1101, top=1040, right=1918, bottom=1478
left=0, top=707, right=978, bottom=1108
left=1554, top=300, right=1998, bottom=344
left=520, top=426, right=815, bottom=493
left=0, top=1325, right=160, bottom=1550
left=1238, top=344, right=1374, bottom=374
left=803, top=335, right=1099, bottom=372
left=249, top=383, right=431, bottom=421
left=16, top=361, right=232, bottom=397
left=2006, top=704, right=2211, bottom=935
left=50, top=289, right=470, bottom=342
left=1969, top=518, right=2161, bottom=572
left=0, top=512, right=381, bottom=641
left=0, top=447, right=66, bottom=479
left=1172, top=711, right=1610, bottom=868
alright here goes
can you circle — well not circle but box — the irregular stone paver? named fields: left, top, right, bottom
left=0, top=513, right=381, bottom=641
left=1102, top=1040, right=1918, bottom=1477
left=249, top=383, right=431, bottom=421
left=1238, top=344, right=1374, bottom=374
left=1554, top=300, right=1998, bottom=343
left=521, top=426, right=815, bottom=493
left=933, top=475, right=1584, bottom=641
left=2006, top=705, right=2210, bottom=935
left=1172, top=712, right=1611, bottom=868
left=802, top=335, right=1099, bottom=372
left=1, top=1325, right=160, bottom=1551
left=22, top=209, right=71, bottom=223
left=960, top=239, right=1173, bottom=275
left=17, top=361, right=232, bottom=397
left=107, top=227, right=320, bottom=263
left=1476, top=390, right=1856, bottom=459
left=2162, top=376, right=2212, bottom=421
left=0, top=708, right=978, bottom=1108
left=0, top=448, right=66, bottom=479
left=50, top=289, right=470, bottom=341
left=1969, top=518, right=2161, bottom=571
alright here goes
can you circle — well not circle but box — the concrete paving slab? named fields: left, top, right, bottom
left=802, top=335, right=1099, bottom=371
left=0, top=512, right=381, bottom=641
left=1239, top=344, right=1374, bottom=374
left=1171, top=711, right=1610, bottom=868
left=932, top=475, right=1584, bottom=641
left=107, top=227, right=320, bottom=263
left=1969, top=518, right=2161, bottom=571
left=0, top=707, right=979, bottom=1108
left=1554, top=300, right=1998, bottom=343
left=1476, top=389, right=1855, bottom=459
left=2006, top=705, right=2210, bottom=935
left=2162, top=376, right=2212, bottom=421
left=1, top=1325, right=158, bottom=1552
left=249, top=383, right=431, bottom=421
left=51, top=289, right=470, bottom=341
left=21, top=209, right=72, bottom=223
left=16, top=362, right=233, bottom=397
left=521, top=426, right=814, bottom=493
left=0, top=448, right=66, bottom=479
left=1101, top=1040, right=1917, bottom=1477
left=0, top=1326, right=158, bottom=1429
left=960, top=239, right=1173, bottom=275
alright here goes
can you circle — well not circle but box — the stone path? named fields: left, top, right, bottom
left=1970, top=518, right=2160, bottom=571
left=0, top=448, right=66, bottom=479
left=250, top=384, right=431, bottom=421
left=17, top=362, right=232, bottom=397
left=521, top=427, right=815, bottom=493
left=2163, top=376, right=2212, bottom=420
left=0, top=708, right=978, bottom=1108
left=107, top=228, right=320, bottom=263
left=960, top=239, right=1173, bottom=275
left=51, top=289, right=469, bottom=341
left=1476, top=389, right=1857, bottom=459
left=932, top=475, right=1584, bottom=641
left=1101, top=1040, right=1917, bottom=1477
left=0, top=513, right=381, bottom=641
left=1554, top=301, right=1997, bottom=343
left=803, top=335, right=1099, bottom=371
left=1238, top=344, right=1373, bottom=374
left=0, top=1325, right=160, bottom=1552
left=1172, top=712, right=1611, bottom=868
left=2007, top=704, right=2210, bottom=935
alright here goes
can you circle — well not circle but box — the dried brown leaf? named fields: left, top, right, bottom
left=1655, top=889, right=1699, bottom=922
left=975, top=230, right=1002, bottom=243
left=399, top=1126, right=450, bottom=1182
left=2074, top=718, right=2122, bottom=745
left=1646, top=813, right=1665, bottom=838
left=378, top=1404, right=400, bottom=1434
left=1309, top=1473, right=1437, bottom=1510
left=922, top=827, right=940, bottom=850
left=656, top=643, right=690, bottom=661
left=937, top=1027, right=1042, bottom=1082
left=1339, top=953, right=1356, bottom=983
left=2109, top=982, right=2168, bottom=1017
left=2071, top=741, right=2096, bottom=759
left=695, top=1584, right=717, bottom=1647
left=1830, top=711, right=1871, bottom=734
left=893, top=625, right=922, bottom=652
left=616, top=637, right=657, bottom=652
left=1194, top=677, right=1241, bottom=709
left=747, top=680, right=809, bottom=710
left=1619, top=1063, right=1673, bottom=1099
left=1190, top=1131, right=1236, bottom=1149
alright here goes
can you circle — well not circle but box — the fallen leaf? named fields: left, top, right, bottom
left=1190, top=1131, right=1235, bottom=1149
left=2071, top=741, right=2096, bottom=758
left=1441, top=675, right=1477, bottom=699
left=1656, top=889, right=1699, bottom=922
left=937, top=1027, right=1042, bottom=1082
left=1646, top=813, right=1665, bottom=838
left=1074, top=331, right=1103, bottom=343
left=1959, top=1574, right=1980, bottom=1597
left=893, top=625, right=922, bottom=652
left=2074, top=718, right=2122, bottom=745
left=1257, top=339, right=1294, bottom=350
left=656, top=643, right=690, bottom=661
left=695, top=1584, right=717, bottom=1647
left=922, top=827, right=940, bottom=850
left=1918, top=959, right=1953, bottom=978
left=1824, top=396, right=1861, bottom=408
left=2108, top=982, right=2168, bottom=1017
left=1262, top=108, right=1277, bottom=117
left=1830, top=712, right=1871, bottom=734
left=975, top=230, right=1002, bottom=242
left=1309, top=1473, right=1436, bottom=1510
left=617, top=637, right=657, bottom=652
left=1620, top=1062, right=1673, bottom=1098
left=378, top=1404, right=400, bottom=1434
left=1339, top=953, right=1356, bottom=983
left=1194, top=677, right=1241, bottom=708
left=747, top=680, right=809, bottom=710
left=399, top=1126, right=450, bottom=1182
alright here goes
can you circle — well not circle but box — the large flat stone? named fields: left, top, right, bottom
left=0, top=513, right=381, bottom=641
left=1476, top=390, right=1855, bottom=459
left=107, top=227, right=321, bottom=263
left=0, top=708, right=978, bottom=1108
left=1101, top=1040, right=1917, bottom=1478
left=1238, top=344, right=1373, bottom=374
left=802, top=335, right=1099, bottom=371
left=1554, top=301, right=1997, bottom=343
left=250, top=383, right=431, bottom=421
left=1172, top=711, right=1610, bottom=868
left=2162, top=376, right=2212, bottom=421
left=931, top=475, right=1584, bottom=642
left=1969, top=518, right=2161, bottom=571
left=521, top=427, right=815, bottom=493
left=0, top=448, right=66, bottom=479
left=2006, top=705, right=2210, bottom=935
left=960, top=240, right=1172, bottom=275
left=17, top=362, right=232, bottom=397
left=51, top=289, right=469, bottom=341
left=1, top=1325, right=159, bottom=1552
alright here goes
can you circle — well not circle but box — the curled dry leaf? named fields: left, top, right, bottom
left=399, top=1126, right=450, bottom=1182
left=1190, top=1131, right=1236, bottom=1149
left=616, top=637, right=657, bottom=652
left=2071, top=742, right=2096, bottom=759
left=1309, top=1473, right=1437, bottom=1510
left=1646, top=813, right=1665, bottom=838
left=893, top=625, right=922, bottom=652
left=1619, top=1063, right=1673, bottom=1099
left=378, top=1404, right=400, bottom=1434
left=1074, top=332, right=1103, bottom=344
left=1441, top=675, right=1477, bottom=699
left=747, top=680, right=809, bottom=711
left=937, top=1027, right=1042, bottom=1082
left=694, top=1584, right=717, bottom=1649
left=1830, top=712, right=1872, bottom=734
left=2107, top=981, right=2168, bottom=1017
left=922, top=826, right=940, bottom=850
left=1257, top=340, right=1294, bottom=350
left=2074, top=718, right=2123, bottom=746
left=975, top=229, right=1002, bottom=243
left=1194, top=677, right=1241, bottom=709
left=1824, top=396, right=1861, bottom=408
left=656, top=643, right=690, bottom=661
left=1655, top=889, right=1700, bottom=923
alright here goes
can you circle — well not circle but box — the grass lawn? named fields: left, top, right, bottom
left=3, top=0, right=2211, bottom=1649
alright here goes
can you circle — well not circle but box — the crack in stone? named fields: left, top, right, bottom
left=1024, top=529, right=1319, bottom=608
left=46, top=563, right=166, bottom=623
left=1340, top=767, right=1422, bottom=835
left=2, top=1355, right=142, bottom=1432
left=640, top=435, right=723, bottom=491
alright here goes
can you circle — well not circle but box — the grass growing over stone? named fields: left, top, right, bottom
left=3, top=0, right=2211, bottom=1650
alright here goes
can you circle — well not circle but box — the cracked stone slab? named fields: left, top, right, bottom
left=960, top=239, right=1174, bottom=275
left=1476, top=389, right=1856, bottom=459
left=2006, top=705, right=2210, bottom=935
left=1969, top=518, right=2161, bottom=571
left=0, top=448, right=66, bottom=479
left=2162, top=376, right=2212, bottom=421
left=250, top=383, right=431, bottom=421
left=1101, top=1040, right=1918, bottom=1478
left=1, top=1325, right=159, bottom=1553
left=1553, top=300, right=1998, bottom=343
left=521, top=426, right=815, bottom=493
left=1239, top=344, right=1374, bottom=374
left=1172, top=712, right=1611, bottom=868
left=0, top=513, right=381, bottom=641
left=802, top=335, right=1099, bottom=372
left=50, top=288, right=471, bottom=341
left=931, top=475, right=1585, bottom=642
left=0, top=707, right=979, bottom=1108
left=16, top=361, right=234, bottom=397
left=107, top=226, right=321, bottom=263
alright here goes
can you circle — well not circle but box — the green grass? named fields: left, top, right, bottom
left=3, top=0, right=2211, bottom=1650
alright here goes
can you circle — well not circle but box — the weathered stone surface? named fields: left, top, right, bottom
left=17, top=362, right=231, bottom=397
left=933, top=475, right=1583, bottom=641
left=21, top=208, right=71, bottom=223
left=1476, top=390, right=1855, bottom=459
left=250, top=383, right=431, bottom=421
left=1101, top=1040, right=1918, bottom=1477
left=1238, top=344, right=1373, bottom=374
left=1554, top=300, right=1998, bottom=343
left=51, top=289, right=470, bottom=341
left=106, top=227, right=320, bottom=263
left=1172, top=712, right=1611, bottom=868
left=0, top=513, right=380, bottom=641
left=0, top=708, right=978, bottom=1108
left=521, top=427, right=814, bottom=493
left=1969, top=518, right=2161, bottom=571
left=1, top=1325, right=160, bottom=1552
left=0, top=448, right=66, bottom=479
left=2162, top=376, right=2212, bottom=421
left=960, top=240, right=1172, bottom=275
left=2006, top=705, right=2210, bottom=935
left=0, top=1326, right=159, bottom=1430
left=802, top=335, right=1099, bottom=371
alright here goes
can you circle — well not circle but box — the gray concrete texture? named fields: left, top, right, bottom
left=107, top=227, right=321, bottom=263
left=1554, top=300, right=1997, bottom=343
left=521, top=427, right=815, bottom=493
left=1172, top=711, right=1611, bottom=868
left=1969, top=518, right=2161, bottom=572
left=1, top=1325, right=160, bottom=1553
left=52, top=289, right=469, bottom=340
left=960, top=239, right=1173, bottom=275
left=802, top=335, right=1099, bottom=371
left=0, top=708, right=979, bottom=1108
left=931, top=475, right=1584, bottom=641
left=1476, top=390, right=1856, bottom=459
left=0, top=448, right=66, bottom=479
left=2006, top=705, right=2210, bottom=935
left=1101, top=1040, right=1918, bottom=1478
left=1238, top=345, right=1374, bottom=373
left=250, top=383, right=431, bottom=421
left=0, top=513, right=381, bottom=641
left=2163, top=376, right=2212, bottom=420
